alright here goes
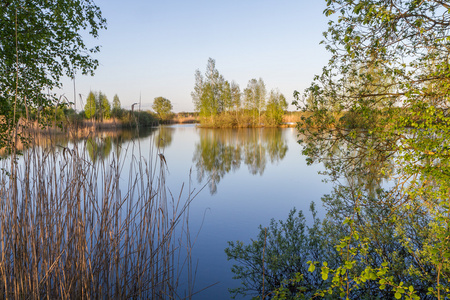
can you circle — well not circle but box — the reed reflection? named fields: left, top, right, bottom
left=193, top=128, right=288, bottom=194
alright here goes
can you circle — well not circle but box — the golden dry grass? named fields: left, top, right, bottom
left=0, top=132, right=197, bottom=299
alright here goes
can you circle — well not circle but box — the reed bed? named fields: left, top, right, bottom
left=0, top=132, right=196, bottom=299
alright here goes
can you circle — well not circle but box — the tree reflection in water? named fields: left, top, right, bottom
left=193, top=128, right=288, bottom=194
left=60, top=127, right=158, bottom=163
left=305, top=131, right=394, bottom=199
left=154, top=126, right=175, bottom=149
left=86, top=136, right=112, bottom=163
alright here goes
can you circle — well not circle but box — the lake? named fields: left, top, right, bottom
left=138, top=124, right=331, bottom=298
left=11, top=124, right=331, bottom=299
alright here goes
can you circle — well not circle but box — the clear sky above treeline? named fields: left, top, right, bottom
left=60, top=0, right=331, bottom=113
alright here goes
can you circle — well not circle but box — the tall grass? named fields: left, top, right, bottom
left=0, top=131, right=196, bottom=299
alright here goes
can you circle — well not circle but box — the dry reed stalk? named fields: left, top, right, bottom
left=0, top=130, right=197, bottom=299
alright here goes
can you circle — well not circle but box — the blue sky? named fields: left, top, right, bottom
left=61, top=0, right=331, bottom=112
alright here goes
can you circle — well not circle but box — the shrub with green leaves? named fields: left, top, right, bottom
left=225, top=203, right=337, bottom=299
left=289, top=0, right=450, bottom=298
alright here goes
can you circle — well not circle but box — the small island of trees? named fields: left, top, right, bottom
left=192, top=58, right=288, bottom=127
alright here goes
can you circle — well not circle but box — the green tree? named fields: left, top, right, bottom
left=191, top=69, right=204, bottom=114
left=244, top=78, right=266, bottom=126
left=222, top=80, right=232, bottom=112
left=265, top=89, right=287, bottom=126
left=112, top=94, right=121, bottom=110
left=292, top=0, right=450, bottom=298
left=256, top=78, right=266, bottom=125
left=84, top=91, right=96, bottom=119
left=230, top=81, right=241, bottom=112
left=100, top=92, right=111, bottom=120
left=244, top=78, right=258, bottom=124
left=0, top=0, right=106, bottom=148
left=203, top=58, right=225, bottom=119
left=191, top=58, right=230, bottom=124
left=152, top=97, right=173, bottom=121
left=111, top=94, right=122, bottom=118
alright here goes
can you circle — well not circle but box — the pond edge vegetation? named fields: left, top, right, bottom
left=1, top=2, right=202, bottom=298
left=226, top=1, right=450, bottom=299
left=0, top=128, right=200, bottom=298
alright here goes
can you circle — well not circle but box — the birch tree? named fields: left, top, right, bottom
left=1, top=0, right=106, bottom=148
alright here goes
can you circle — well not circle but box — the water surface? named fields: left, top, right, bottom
left=25, top=124, right=331, bottom=298
left=150, top=125, right=331, bottom=298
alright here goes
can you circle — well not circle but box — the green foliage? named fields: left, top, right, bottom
left=230, top=81, right=241, bottom=111
left=265, top=89, right=287, bottom=126
left=244, top=78, right=267, bottom=126
left=99, top=92, right=111, bottom=120
left=271, top=273, right=306, bottom=300
left=131, top=110, right=158, bottom=127
left=290, top=0, right=450, bottom=298
left=191, top=59, right=285, bottom=127
left=192, top=58, right=231, bottom=119
left=111, top=94, right=122, bottom=118
left=64, top=108, right=84, bottom=126
left=84, top=91, right=96, bottom=119
left=112, top=108, right=126, bottom=120
left=230, top=183, right=439, bottom=299
left=152, top=96, right=173, bottom=121
left=34, top=101, right=73, bottom=130
left=305, top=212, right=426, bottom=300
left=225, top=204, right=336, bottom=299
left=230, top=1, right=450, bottom=298
left=112, top=94, right=121, bottom=110
left=0, top=0, right=105, bottom=148
left=84, top=91, right=110, bottom=120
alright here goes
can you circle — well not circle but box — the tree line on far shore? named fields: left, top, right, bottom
left=84, top=92, right=175, bottom=124
left=39, top=92, right=179, bottom=130
left=192, top=58, right=288, bottom=127
left=41, top=92, right=156, bottom=129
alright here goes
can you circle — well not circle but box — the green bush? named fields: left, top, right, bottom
left=226, top=185, right=438, bottom=299
left=118, top=110, right=159, bottom=128
left=225, top=203, right=336, bottom=299
left=133, top=111, right=158, bottom=127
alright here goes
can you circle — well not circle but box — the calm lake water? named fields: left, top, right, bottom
left=20, top=124, right=331, bottom=299
left=146, top=124, right=330, bottom=299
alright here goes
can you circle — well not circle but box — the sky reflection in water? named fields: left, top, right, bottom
left=53, top=124, right=330, bottom=299
left=151, top=125, right=330, bottom=299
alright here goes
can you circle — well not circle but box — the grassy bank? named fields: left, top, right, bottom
left=193, top=111, right=306, bottom=128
